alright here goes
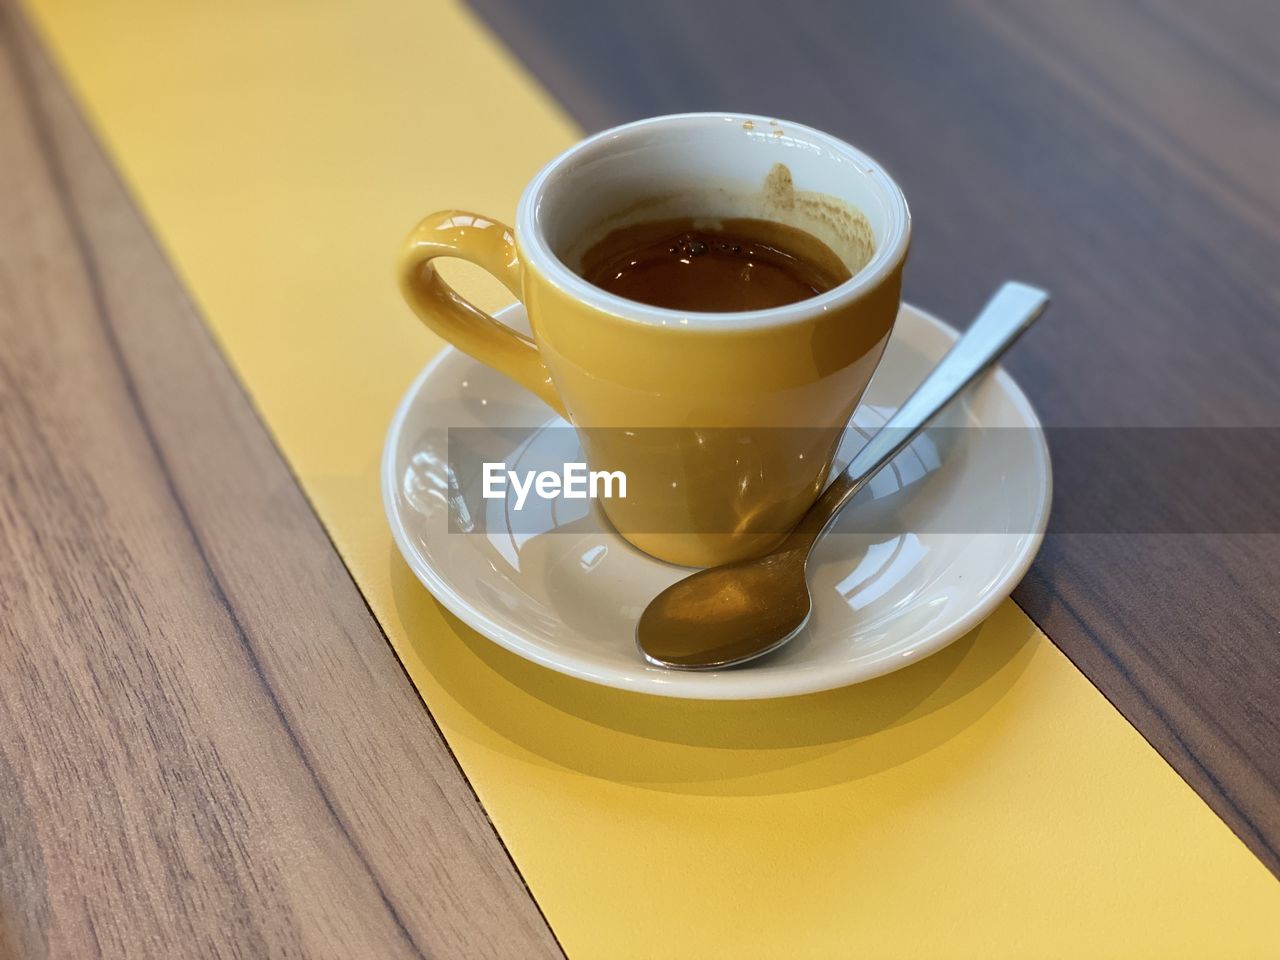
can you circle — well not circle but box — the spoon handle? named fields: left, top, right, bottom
left=786, top=281, right=1050, bottom=550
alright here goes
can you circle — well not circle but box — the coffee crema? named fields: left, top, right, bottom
left=580, top=217, right=852, bottom=312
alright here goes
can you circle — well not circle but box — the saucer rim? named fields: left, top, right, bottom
left=382, top=302, right=1051, bottom=700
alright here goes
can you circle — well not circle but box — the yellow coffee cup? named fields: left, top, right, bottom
left=399, top=113, right=910, bottom=567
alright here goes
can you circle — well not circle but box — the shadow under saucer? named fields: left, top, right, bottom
left=389, top=548, right=1038, bottom=797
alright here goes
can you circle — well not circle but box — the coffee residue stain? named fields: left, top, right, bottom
left=763, top=163, right=796, bottom=210
left=760, top=163, right=874, bottom=271
left=601, top=191, right=682, bottom=223
left=742, top=119, right=755, bottom=131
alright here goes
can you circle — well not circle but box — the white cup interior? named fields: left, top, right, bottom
left=517, top=113, right=910, bottom=324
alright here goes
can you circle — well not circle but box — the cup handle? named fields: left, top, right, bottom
left=398, top=210, right=565, bottom=416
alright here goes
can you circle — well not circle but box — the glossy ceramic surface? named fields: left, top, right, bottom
left=383, top=302, right=1051, bottom=699
left=398, top=113, right=910, bottom=566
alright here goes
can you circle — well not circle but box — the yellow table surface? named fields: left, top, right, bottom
left=26, top=0, right=1279, bottom=955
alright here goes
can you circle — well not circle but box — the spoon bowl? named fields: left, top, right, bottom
left=637, top=549, right=812, bottom=669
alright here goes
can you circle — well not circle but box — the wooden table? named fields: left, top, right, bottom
left=1, top=1, right=1276, bottom=956
left=0, top=6, right=557, bottom=957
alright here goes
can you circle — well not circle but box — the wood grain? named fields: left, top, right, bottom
left=0, top=6, right=562, bottom=957
left=466, top=0, right=1280, bottom=875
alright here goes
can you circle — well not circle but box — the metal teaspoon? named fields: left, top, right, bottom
left=636, top=281, right=1049, bottom=670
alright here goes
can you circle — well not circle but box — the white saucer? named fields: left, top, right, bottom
left=383, top=302, right=1050, bottom=700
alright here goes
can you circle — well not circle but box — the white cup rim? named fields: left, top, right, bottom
left=515, top=112, right=911, bottom=331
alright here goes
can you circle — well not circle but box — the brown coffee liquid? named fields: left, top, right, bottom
left=580, top=217, right=851, bottom=312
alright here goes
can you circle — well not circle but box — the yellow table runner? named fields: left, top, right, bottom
left=27, top=0, right=1279, bottom=955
